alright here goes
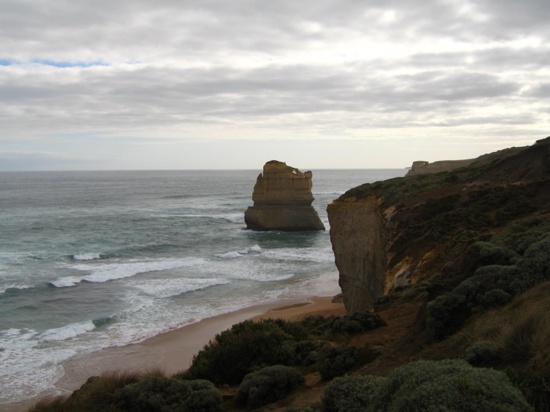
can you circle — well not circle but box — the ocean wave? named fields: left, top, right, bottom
left=132, top=277, right=230, bottom=299
left=263, top=247, right=333, bottom=263
left=51, top=258, right=206, bottom=288
left=215, top=244, right=262, bottom=260
left=38, top=320, right=96, bottom=342
left=72, top=253, right=102, bottom=261
left=92, top=316, right=115, bottom=328
left=0, top=284, right=34, bottom=294
left=215, top=251, right=242, bottom=259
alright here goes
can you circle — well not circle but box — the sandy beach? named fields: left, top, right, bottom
left=2, top=294, right=344, bottom=412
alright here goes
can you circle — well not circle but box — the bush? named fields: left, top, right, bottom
left=369, top=359, right=533, bottom=412
left=293, top=340, right=331, bottom=366
left=115, top=375, right=190, bottom=411
left=302, top=312, right=386, bottom=338
left=235, top=365, right=304, bottom=409
left=30, top=371, right=142, bottom=412
left=185, top=320, right=296, bottom=385
left=322, top=375, right=385, bottom=412
left=317, top=345, right=359, bottom=380
left=427, top=234, right=550, bottom=339
left=115, top=376, right=222, bottom=412
left=464, top=341, right=502, bottom=366
left=181, top=380, right=223, bottom=412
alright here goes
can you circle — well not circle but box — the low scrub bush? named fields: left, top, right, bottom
left=464, top=340, right=502, bottom=366
left=116, top=377, right=222, bottom=412
left=301, top=312, right=386, bottom=338
left=456, top=281, right=550, bottom=410
left=184, top=313, right=384, bottom=384
left=369, top=359, right=533, bottom=411
left=235, top=365, right=304, bottom=409
left=317, top=345, right=359, bottom=380
left=293, top=340, right=331, bottom=366
left=30, top=371, right=142, bottom=412
left=322, top=375, right=385, bottom=412
left=184, top=319, right=296, bottom=385
left=30, top=372, right=222, bottom=412
left=427, top=233, right=550, bottom=339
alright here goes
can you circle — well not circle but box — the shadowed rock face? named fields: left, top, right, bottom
left=245, top=160, right=325, bottom=231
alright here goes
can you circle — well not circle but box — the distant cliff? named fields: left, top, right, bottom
left=407, top=158, right=475, bottom=176
left=328, top=137, right=550, bottom=314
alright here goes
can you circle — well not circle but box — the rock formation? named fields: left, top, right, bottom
left=245, top=160, right=325, bottom=231
left=406, top=158, right=475, bottom=176
left=328, top=137, right=550, bottom=314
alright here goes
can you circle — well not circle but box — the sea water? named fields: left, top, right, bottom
left=0, top=169, right=405, bottom=405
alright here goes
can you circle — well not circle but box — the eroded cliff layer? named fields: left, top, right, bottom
left=245, top=160, right=325, bottom=231
left=328, top=137, right=550, bottom=314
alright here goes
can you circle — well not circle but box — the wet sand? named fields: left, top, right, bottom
left=2, top=295, right=344, bottom=412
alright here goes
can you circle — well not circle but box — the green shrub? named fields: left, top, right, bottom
left=302, top=312, right=386, bottom=338
left=115, top=375, right=190, bottom=411
left=235, top=365, right=304, bottom=409
left=426, top=293, right=469, bottom=339
left=322, top=375, right=385, bottom=412
left=180, top=380, right=223, bottom=412
left=30, top=371, right=142, bottom=412
left=185, top=319, right=296, bottom=385
left=293, top=340, right=331, bottom=366
left=427, top=234, right=550, bottom=339
left=464, top=341, right=502, bottom=366
left=369, top=359, right=533, bottom=412
left=317, top=345, right=359, bottom=380
left=115, top=376, right=222, bottom=412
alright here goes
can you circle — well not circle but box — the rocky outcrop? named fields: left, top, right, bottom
left=328, top=137, right=550, bottom=314
left=406, top=159, right=475, bottom=176
left=245, top=160, right=325, bottom=231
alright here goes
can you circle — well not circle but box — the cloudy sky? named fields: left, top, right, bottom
left=1, top=0, right=548, bottom=171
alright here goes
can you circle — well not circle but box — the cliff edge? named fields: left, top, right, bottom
left=328, top=137, right=550, bottom=314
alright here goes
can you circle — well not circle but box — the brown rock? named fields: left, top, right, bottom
left=244, top=160, right=325, bottom=231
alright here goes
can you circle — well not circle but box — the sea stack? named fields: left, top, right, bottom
left=244, top=160, right=325, bottom=231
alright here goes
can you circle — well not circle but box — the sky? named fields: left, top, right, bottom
left=0, top=0, right=548, bottom=171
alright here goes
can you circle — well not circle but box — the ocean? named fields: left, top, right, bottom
left=0, top=168, right=405, bottom=405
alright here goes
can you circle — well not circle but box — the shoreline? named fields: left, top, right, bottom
left=1, top=293, right=344, bottom=412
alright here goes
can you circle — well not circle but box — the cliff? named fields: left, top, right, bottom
left=245, top=160, right=325, bottom=231
left=328, top=137, right=550, bottom=314
left=407, top=158, right=475, bottom=176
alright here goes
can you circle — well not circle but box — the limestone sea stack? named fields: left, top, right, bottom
left=244, top=160, right=325, bottom=231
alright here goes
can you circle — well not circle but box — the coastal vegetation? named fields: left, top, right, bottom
left=30, top=137, right=550, bottom=411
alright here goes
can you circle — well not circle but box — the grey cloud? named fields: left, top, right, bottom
left=0, top=0, right=547, bottom=151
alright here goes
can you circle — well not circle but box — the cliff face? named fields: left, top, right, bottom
left=327, top=197, right=388, bottom=312
left=245, top=160, right=325, bottom=231
left=328, top=137, right=550, bottom=314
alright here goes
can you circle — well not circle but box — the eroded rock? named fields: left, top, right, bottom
left=244, top=160, right=325, bottom=231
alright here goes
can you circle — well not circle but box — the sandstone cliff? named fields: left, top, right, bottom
left=245, top=160, right=325, bottom=231
left=328, top=137, right=550, bottom=314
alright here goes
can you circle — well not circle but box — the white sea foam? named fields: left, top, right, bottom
left=72, top=253, right=102, bottom=261
left=0, top=328, right=76, bottom=404
left=248, top=244, right=262, bottom=253
left=0, top=284, right=33, bottom=294
left=215, top=251, right=243, bottom=259
left=52, top=258, right=206, bottom=287
left=38, top=320, right=96, bottom=342
left=132, top=277, right=230, bottom=299
left=49, top=276, right=83, bottom=288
